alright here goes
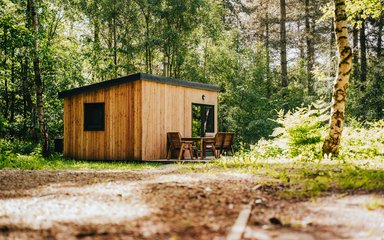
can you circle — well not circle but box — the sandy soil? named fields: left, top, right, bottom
left=0, top=167, right=383, bottom=240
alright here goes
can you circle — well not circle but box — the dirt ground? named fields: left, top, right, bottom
left=0, top=166, right=383, bottom=240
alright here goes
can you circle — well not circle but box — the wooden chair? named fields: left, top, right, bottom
left=201, top=132, right=216, bottom=159
left=167, top=132, right=198, bottom=160
left=206, top=132, right=235, bottom=158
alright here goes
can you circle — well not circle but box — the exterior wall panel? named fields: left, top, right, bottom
left=63, top=82, right=135, bottom=160
left=63, top=78, right=218, bottom=161
left=140, top=80, right=218, bottom=160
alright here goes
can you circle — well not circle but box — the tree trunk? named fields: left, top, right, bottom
left=305, top=0, right=314, bottom=95
left=378, top=12, right=383, bottom=58
left=10, top=45, right=15, bottom=125
left=112, top=17, right=117, bottom=77
left=112, top=0, right=117, bottom=77
left=352, top=22, right=359, bottom=82
left=3, top=26, right=9, bottom=121
left=94, top=19, right=100, bottom=45
left=265, top=3, right=271, bottom=98
left=360, top=19, right=367, bottom=90
left=23, top=54, right=34, bottom=117
left=322, top=0, right=353, bottom=157
left=30, top=0, right=49, bottom=156
left=298, top=20, right=305, bottom=60
left=280, top=0, right=288, bottom=88
left=145, top=14, right=150, bottom=73
left=329, top=18, right=336, bottom=79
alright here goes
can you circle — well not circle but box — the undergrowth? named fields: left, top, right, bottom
left=214, top=100, right=384, bottom=198
left=0, top=138, right=160, bottom=170
left=1, top=100, right=383, bottom=199
left=0, top=152, right=160, bottom=171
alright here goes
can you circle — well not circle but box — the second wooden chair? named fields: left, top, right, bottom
left=167, top=132, right=198, bottom=160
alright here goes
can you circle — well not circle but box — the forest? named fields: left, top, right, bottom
left=1, top=1, right=384, bottom=239
left=0, top=0, right=383, bottom=157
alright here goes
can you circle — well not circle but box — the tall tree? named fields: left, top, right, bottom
left=30, top=0, right=49, bottom=156
left=378, top=12, right=383, bottom=58
left=112, top=0, right=118, bottom=77
left=135, top=0, right=154, bottom=74
left=352, top=22, right=359, bottom=81
left=2, top=23, right=9, bottom=121
left=322, top=0, right=353, bottom=156
left=280, top=0, right=288, bottom=88
left=329, top=17, right=336, bottom=78
left=264, top=1, right=272, bottom=98
left=305, top=0, right=314, bottom=95
left=359, top=19, right=367, bottom=90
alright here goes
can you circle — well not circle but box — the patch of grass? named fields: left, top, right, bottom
left=0, top=153, right=161, bottom=170
left=208, top=103, right=384, bottom=199
left=364, top=197, right=384, bottom=210
left=213, top=157, right=384, bottom=199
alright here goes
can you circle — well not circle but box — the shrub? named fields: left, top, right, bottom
left=0, top=139, right=38, bottom=155
left=242, top=101, right=384, bottom=163
left=340, top=119, right=384, bottom=161
left=247, top=100, right=329, bottom=161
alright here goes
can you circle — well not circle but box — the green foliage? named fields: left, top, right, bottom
left=321, top=0, right=384, bottom=25
left=0, top=152, right=161, bottom=170
left=0, top=139, right=159, bottom=170
left=217, top=101, right=330, bottom=163
left=201, top=35, right=282, bottom=147
left=214, top=158, right=384, bottom=199
left=0, top=0, right=383, bottom=158
left=229, top=100, right=384, bottom=162
left=0, top=139, right=38, bottom=155
left=348, top=59, right=384, bottom=121
left=260, top=100, right=329, bottom=161
left=346, top=0, right=384, bottom=22
left=340, top=119, right=384, bottom=160
left=212, top=100, right=384, bottom=198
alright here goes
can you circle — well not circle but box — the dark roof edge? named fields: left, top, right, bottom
left=139, top=73, right=221, bottom=92
left=58, top=73, right=221, bottom=99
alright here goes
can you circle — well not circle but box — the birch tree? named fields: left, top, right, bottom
left=30, top=0, right=50, bottom=156
left=322, top=0, right=352, bottom=156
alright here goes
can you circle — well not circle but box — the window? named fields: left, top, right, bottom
left=192, top=104, right=214, bottom=137
left=84, top=103, right=105, bottom=131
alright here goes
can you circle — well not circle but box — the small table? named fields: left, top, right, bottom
left=181, top=137, right=215, bottom=160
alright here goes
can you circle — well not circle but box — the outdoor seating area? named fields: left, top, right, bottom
left=166, top=132, right=235, bottom=160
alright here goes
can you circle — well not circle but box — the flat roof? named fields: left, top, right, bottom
left=58, top=72, right=221, bottom=98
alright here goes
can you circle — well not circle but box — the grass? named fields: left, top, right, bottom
left=2, top=151, right=384, bottom=201
left=0, top=153, right=161, bottom=170
left=209, top=156, right=384, bottom=199
left=364, top=196, right=384, bottom=210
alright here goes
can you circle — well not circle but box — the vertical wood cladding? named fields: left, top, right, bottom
left=63, top=82, right=135, bottom=160
left=63, top=79, right=218, bottom=160
left=140, top=81, right=217, bottom=160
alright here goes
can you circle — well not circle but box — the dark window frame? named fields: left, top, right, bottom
left=191, top=103, right=215, bottom=137
left=84, top=102, right=105, bottom=131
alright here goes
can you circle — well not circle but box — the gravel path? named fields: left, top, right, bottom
left=0, top=168, right=383, bottom=239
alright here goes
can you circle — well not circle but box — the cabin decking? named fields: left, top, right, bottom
left=145, top=158, right=215, bottom=164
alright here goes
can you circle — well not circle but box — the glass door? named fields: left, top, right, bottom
left=192, top=104, right=214, bottom=137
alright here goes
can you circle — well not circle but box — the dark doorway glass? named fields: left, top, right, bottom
left=84, top=103, right=105, bottom=131
left=192, top=104, right=214, bottom=137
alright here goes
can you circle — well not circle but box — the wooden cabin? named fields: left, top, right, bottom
left=58, top=73, right=220, bottom=161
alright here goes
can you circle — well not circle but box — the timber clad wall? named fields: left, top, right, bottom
left=64, top=81, right=137, bottom=160
left=62, top=75, right=219, bottom=161
left=141, top=81, right=217, bottom=160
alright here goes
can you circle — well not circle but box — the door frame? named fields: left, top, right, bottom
left=191, top=103, right=215, bottom=137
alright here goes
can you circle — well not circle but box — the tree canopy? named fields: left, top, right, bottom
left=0, top=0, right=383, bottom=153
